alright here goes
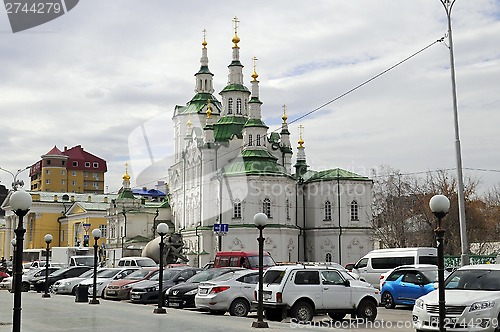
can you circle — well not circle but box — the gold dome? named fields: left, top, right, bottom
left=123, top=163, right=131, bottom=181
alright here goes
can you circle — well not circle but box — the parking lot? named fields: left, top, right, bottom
left=0, top=291, right=415, bottom=331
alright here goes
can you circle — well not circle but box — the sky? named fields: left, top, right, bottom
left=0, top=0, right=499, bottom=196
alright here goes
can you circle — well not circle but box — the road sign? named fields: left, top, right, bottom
left=213, top=223, right=229, bottom=234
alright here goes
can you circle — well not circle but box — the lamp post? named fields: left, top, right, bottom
left=154, top=222, right=169, bottom=314
left=42, top=234, right=53, bottom=298
left=439, top=0, right=469, bottom=267
left=430, top=194, right=450, bottom=332
left=252, top=212, right=269, bottom=329
left=11, top=239, right=16, bottom=293
left=89, top=228, right=101, bottom=304
left=10, top=190, right=32, bottom=332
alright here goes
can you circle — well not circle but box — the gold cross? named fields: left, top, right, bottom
left=233, top=16, right=239, bottom=34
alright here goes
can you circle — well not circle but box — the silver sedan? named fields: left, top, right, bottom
left=195, top=269, right=259, bottom=317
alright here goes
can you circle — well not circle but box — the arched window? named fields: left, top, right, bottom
left=325, top=253, right=332, bottom=263
left=248, top=134, right=253, bottom=146
left=286, top=199, right=290, bottom=220
left=263, top=198, right=271, bottom=218
left=236, top=98, right=242, bottom=114
left=233, top=200, right=242, bottom=219
left=324, top=201, right=332, bottom=221
left=228, top=98, right=233, bottom=114
left=350, top=200, right=359, bottom=221
left=256, top=134, right=261, bottom=146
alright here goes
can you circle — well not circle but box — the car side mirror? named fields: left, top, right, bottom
left=343, top=279, right=350, bottom=287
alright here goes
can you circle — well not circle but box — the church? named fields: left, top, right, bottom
left=167, top=20, right=374, bottom=267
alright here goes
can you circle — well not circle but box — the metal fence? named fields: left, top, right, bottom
left=444, top=255, right=498, bottom=268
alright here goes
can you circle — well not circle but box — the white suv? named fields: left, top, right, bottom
left=413, top=264, right=500, bottom=332
left=259, top=264, right=380, bottom=323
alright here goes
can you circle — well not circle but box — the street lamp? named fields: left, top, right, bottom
left=42, top=234, right=53, bottom=298
left=89, top=228, right=101, bottom=304
left=154, top=222, right=169, bottom=314
left=439, top=0, right=469, bottom=267
left=11, top=239, right=16, bottom=293
left=429, top=194, right=450, bottom=332
left=252, top=212, right=269, bottom=329
left=10, top=190, right=32, bottom=332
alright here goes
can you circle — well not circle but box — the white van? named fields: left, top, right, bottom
left=117, top=256, right=157, bottom=267
left=352, top=247, right=437, bottom=288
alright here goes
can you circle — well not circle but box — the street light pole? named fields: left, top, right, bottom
left=10, top=190, right=33, bottom=332
left=439, top=0, right=469, bottom=267
left=154, top=222, right=169, bottom=314
left=252, top=213, right=269, bottom=329
left=430, top=194, right=450, bottom=332
left=42, top=234, right=53, bottom=298
left=89, top=228, right=101, bottom=304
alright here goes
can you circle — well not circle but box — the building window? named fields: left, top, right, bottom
left=248, top=134, right=253, bottom=146
left=93, top=173, right=99, bottom=179
left=72, top=181, right=76, bottom=185
left=85, top=162, right=90, bottom=167
left=256, top=134, right=261, bottom=146
left=72, top=161, right=78, bottom=167
left=62, top=180, right=65, bottom=185
left=84, top=181, right=88, bottom=186
left=46, top=160, right=51, bottom=165
left=324, top=201, right=332, bottom=221
left=286, top=199, right=290, bottom=220
left=62, top=160, right=65, bottom=166
left=61, top=170, right=66, bottom=175
left=233, top=201, right=241, bottom=219
left=99, top=224, right=107, bottom=237
left=93, top=162, right=99, bottom=168
left=228, top=98, right=233, bottom=114
left=263, top=198, right=271, bottom=218
left=236, top=98, right=242, bottom=114
left=325, top=253, right=332, bottom=263
left=46, top=170, right=50, bottom=174
left=72, top=171, right=76, bottom=176
left=93, top=182, right=99, bottom=188
left=46, top=179, right=50, bottom=184
left=350, top=200, right=359, bottom=221
left=61, top=230, right=65, bottom=242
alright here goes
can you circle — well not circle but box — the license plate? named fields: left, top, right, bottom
left=430, top=316, right=457, bottom=327
left=263, top=293, right=271, bottom=300
left=107, top=290, right=117, bottom=295
left=169, top=302, right=180, bottom=307
left=131, top=294, right=140, bottom=299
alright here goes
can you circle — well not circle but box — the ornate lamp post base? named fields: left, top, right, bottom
left=252, top=321, right=269, bottom=328
left=153, top=308, right=167, bottom=314
left=42, top=293, right=51, bottom=298
left=89, top=299, right=100, bottom=305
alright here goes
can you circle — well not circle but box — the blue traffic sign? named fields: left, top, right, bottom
left=213, top=223, right=229, bottom=233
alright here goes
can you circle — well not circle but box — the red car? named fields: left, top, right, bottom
left=104, top=268, right=158, bottom=300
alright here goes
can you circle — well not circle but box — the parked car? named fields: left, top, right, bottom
left=117, top=257, right=157, bottom=267
left=79, top=267, right=139, bottom=298
left=214, top=251, right=275, bottom=269
left=1, top=267, right=60, bottom=292
left=30, top=266, right=91, bottom=292
left=51, top=269, right=112, bottom=295
left=195, top=269, right=259, bottom=316
left=413, top=264, right=500, bottom=332
left=130, top=267, right=200, bottom=303
left=165, top=267, right=245, bottom=308
left=105, top=267, right=158, bottom=300
left=381, top=265, right=439, bottom=309
left=260, top=264, right=380, bottom=323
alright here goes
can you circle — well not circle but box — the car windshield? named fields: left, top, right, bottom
left=78, top=270, right=94, bottom=278
left=125, top=269, right=155, bottom=280
left=263, top=270, right=286, bottom=284
left=420, top=270, right=438, bottom=283
left=186, top=269, right=231, bottom=283
left=97, top=269, right=123, bottom=278
left=74, top=256, right=94, bottom=266
left=25, top=268, right=42, bottom=276
left=150, top=270, right=178, bottom=281
left=49, top=268, right=73, bottom=277
left=136, top=259, right=157, bottom=267
left=247, top=256, right=276, bottom=268
left=445, top=269, right=500, bottom=291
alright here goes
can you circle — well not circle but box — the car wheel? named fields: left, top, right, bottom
left=229, top=298, right=250, bottom=317
left=21, top=282, right=30, bottom=292
left=264, top=308, right=284, bottom=322
left=327, top=312, right=346, bottom=321
left=290, top=301, right=314, bottom=323
left=356, top=299, right=377, bottom=322
left=71, top=286, right=78, bottom=295
left=381, top=292, right=395, bottom=309
left=209, top=309, right=226, bottom=315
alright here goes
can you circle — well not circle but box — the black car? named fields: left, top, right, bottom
left=31, top=266, right=91, bottom=292
left=130, top=267, right=201, bottom=304
left=165, top=267, right=244, bottom=309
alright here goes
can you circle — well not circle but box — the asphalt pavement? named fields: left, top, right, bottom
left=0, top=291, right=415, bottom=331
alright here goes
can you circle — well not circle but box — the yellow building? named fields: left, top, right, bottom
left=1, top=191, right=116, bottom=262
left=29, top=145, right=107, bottom=193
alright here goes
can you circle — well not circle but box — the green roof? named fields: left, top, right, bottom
left=220, top=83, right=250, bottom=93
left=229, top=60, right=243, bottom=67
left=223, top=149, right=288, bottom=176
left=303, top=168, right=371, bottom=183
left=269, top=132, right=280, bottom=143
left=213, top=116, right=247, bottom=142
left=196, top=65, right=213, bottom=75
left=175, top=93, right=222, bottom=115
left=249, top=96, right=262, bottom=104
left=244, top=118, right=268, bottom=128
left=117, top=189, right=136, bottom=200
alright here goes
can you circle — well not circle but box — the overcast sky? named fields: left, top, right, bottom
left=1, top=0, right=499, bottom=195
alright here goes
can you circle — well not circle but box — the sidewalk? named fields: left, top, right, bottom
left=0, top=291, right=297, bottom=332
